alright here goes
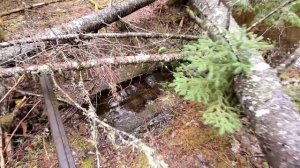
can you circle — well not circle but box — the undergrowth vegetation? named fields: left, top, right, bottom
left=235, top=0, right=300, bottom=27
left=171, top=29, right=272, bottom=134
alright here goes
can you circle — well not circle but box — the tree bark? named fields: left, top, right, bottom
left=0, top=0, right=157, bottom=64
left=189, top=0, right=300, bottom=167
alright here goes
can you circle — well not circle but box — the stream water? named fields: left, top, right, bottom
left=95, top=69, right=175, bottom=135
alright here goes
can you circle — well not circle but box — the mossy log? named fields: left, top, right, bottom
left=189, top=0, right=300, bottom=167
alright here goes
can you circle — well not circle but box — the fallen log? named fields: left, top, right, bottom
left=0, top=0, right=157, bottom=64
left=189, top=0, right=300, bottom=167
left=0, top=53, right=181, bottom=78
left=0, top=32, right=200, bottom=48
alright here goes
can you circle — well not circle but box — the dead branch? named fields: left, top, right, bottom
left=0, top=128, right=4, bottom=168
left=0, top=53, right=181, bottom=78
left=3, top=100, right=41, bottom=152
left=189, top=0, right=300, bottom=166
left=0, top=0, right=157, bottom=64
left=0, top=0, right=64, bottom=17
left=0, top=75, right=24, bottom=104
left=3, top=132, right=12, bottom=166
left=3, top=84, right=72, bottom=105
left=0, top=32, right=200, bottom=48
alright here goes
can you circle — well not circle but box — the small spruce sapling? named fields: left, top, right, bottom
left=170, top=28, right=272, bottom=134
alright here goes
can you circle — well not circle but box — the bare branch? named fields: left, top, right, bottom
left=3, top=100, right=41, bottom=152
left=0, top=32, right=200, bottom=48
left=0, top=128, right=4, bottom=168
left=0, top=75, right=24, bottom=104
left=0, top=53, right=182, bottom=78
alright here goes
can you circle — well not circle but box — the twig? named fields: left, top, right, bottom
left=0, top=0, right=64, bottom=17
left=247, top=0, right=295, bottom=31
left=3, top=84, right=73, bottom=105
left=78, top=72, right=101, bottom=168
left=0, top=128, right=5, bottom=168
left=3, top=100, right=41, bottom=151
left=0, top=32, right=201, bottom=48
left=0, top=75, right=24, bottom=104
left=3, top=86, right=42, bottom=98
left=0, top=53, right=182, bottom=78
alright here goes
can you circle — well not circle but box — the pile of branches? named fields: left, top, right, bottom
left=1, top=0, right=300, bottom=167
left=0, top=0, right=197, bottom=167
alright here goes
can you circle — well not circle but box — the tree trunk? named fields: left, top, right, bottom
left=189, top=0, right=300, bottom=167
left=0, top=0, right=157, bottom=64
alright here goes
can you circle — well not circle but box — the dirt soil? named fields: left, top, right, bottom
left=0, top=0, right=276, bottom=167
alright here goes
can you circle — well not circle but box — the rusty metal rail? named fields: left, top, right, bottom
left=40, top=73, right=75, bottom=168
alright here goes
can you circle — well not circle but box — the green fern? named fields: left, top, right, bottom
left=170, top=29, right=272, bottom=134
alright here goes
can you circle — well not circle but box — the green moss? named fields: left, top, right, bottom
left=70, top=135, right=93, bottom=153
left=82, top=157, right=95, bottom=168
left=175, top=125, right=231, bottom=151
left=0, top=113, right=14, bottom=128
left=134, top=153, right=148, bottom=168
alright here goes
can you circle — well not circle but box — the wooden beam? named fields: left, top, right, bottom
left=40, top=73, right=75, bottom=168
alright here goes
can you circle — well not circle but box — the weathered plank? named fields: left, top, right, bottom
left=40, top=73, right=75, bottom=168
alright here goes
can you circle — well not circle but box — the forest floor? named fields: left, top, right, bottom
left=0, top=0, right=299, bottom=167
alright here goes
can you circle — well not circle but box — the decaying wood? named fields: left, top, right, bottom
left=0, top=32, right=200, bottom=48
left=40, top=74, right=75, bottom=168
left=189, top=0, right=300, bottom=167
left=0, top=0, right=157, bottom=64
left=0, top=0, right=64, bottom=17
left=0, top=53, right=181, bottom=78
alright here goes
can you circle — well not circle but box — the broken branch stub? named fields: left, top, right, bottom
left=0, top=0, right=157, bottom=64
left=189, top=0, right=300, bottom=167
